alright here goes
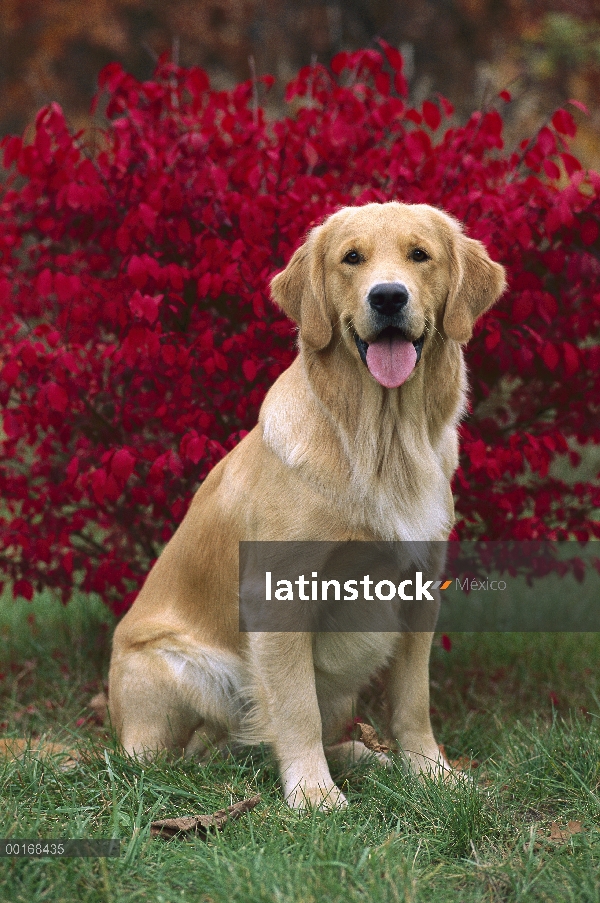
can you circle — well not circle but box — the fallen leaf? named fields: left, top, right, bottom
left=357, top=723, right=390, bottom=754
left=0, top=736, right=79, bottom=770
left=449, top=754, right=479, bottom=771
left=548, top=820, right=583, bottom=843
left=525, top=819, right=584, bottom=853
left=88, top=691, right=109, bottom=724
left=150, top=794, right=262, bottom=839
left=438, top=744, right=478, bottom=771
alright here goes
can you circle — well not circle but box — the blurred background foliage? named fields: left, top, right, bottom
left=0, top=0, right=599, bottom=167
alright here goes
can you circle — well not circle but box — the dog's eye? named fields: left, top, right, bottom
left=411, top=248, right=430, bottom=262
left=343, top=250, right=362, bottom=265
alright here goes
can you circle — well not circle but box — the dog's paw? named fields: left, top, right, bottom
left=285, top=781, right=348, bottom=811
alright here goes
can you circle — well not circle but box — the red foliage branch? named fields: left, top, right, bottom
left=1, top=45, right=599, bottom=610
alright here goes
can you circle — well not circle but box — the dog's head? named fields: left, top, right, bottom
left=270, top=202, right=506, bottom=389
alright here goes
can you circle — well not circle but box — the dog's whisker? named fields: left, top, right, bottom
left=336, top=316, right=355, bottom=351
left=424, top=316, right=445, bottom=348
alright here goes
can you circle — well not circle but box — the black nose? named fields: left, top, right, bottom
left=368, top=282, right=409, bottom=316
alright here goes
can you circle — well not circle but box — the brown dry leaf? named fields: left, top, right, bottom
left=88, top=691, right=109, bottom=724
left=357, top=723, right=390, bottom=754
left=525, top=819, right=584, bottom=853
left=548, top=820, right=583, bottom=843
left=0, top=737, right=80, bottom=770
left=438, top=744, right=478, bottom=771
left=449, top=754, right=479, bottom=771
left=150, top=794, right=262, bottom=839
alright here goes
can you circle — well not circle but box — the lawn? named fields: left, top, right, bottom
left=1, top=589, right=600, bottom=902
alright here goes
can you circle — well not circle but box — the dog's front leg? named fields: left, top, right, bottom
left=387, top=630, right=451, bottom=777
left=248, top=631, right=346, bottom=810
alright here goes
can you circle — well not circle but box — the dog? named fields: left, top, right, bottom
left=108, top=202, right=506, bottom=809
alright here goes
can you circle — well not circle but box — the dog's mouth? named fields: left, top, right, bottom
left=353, top=326, right=426, bottom=389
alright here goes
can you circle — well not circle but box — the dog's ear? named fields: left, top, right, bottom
left=270, top=227, right=333, bottom=350
left=443, top=232, right=506, bottom=343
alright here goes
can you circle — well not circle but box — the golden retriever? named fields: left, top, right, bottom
left=108, top=202, right=506, bottom=809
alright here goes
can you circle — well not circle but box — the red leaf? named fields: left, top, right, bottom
left=36, top=269, right=53, bottom=296
left=127, top=256, right=148, bottom=290
left=512, top=294, right=534, bottom=322
left=560, top=152, right=582, bottom=177
left=438, top=95, right=454, bottom=117
left=1, top=360, right=20, bottom=386
left=485, top=329, right=500, bottom=351
left=111, top=449, right=135, bottom=481
left=46, top=383, right=68, bottom=413
left=393, top=72, right=408, bottom=96
left=552, top=109, right=577, bottom=137
left=3, top=136, right=22, bottom=168
left=422, top=101, right=441, bottom=131
left=568, top=99, right=589, bottom=114
left=441, top=634, right=452, bottom=652
left=482, top=109, right=503, bottom=138
left=13, top=579, right=34, bottom=601
left=54, top=273, right=81, bottom=303
left=137, top=203, right=158, bottom=230
left=0, top=277, right=10, bottom=304
left=161, top=344, right=177, bottom=365
left=128, top=291, right=163, bottom=324
left=331, top=52, right=349, bottom=75
left=379, top=40, right=404, bottom=72
left=405, top=109, right=422, bottom=125
left=90, top=468, right=107, bottom=504
left=104, top=474, right=121, bottom=501
left=186, top=436, right=206, bottom=464
left=563, top=343, right=579, bottom=376
left=543, top=159, right=561, bottom=180
left=468, top=440, right=487, bottom=468
left=580, top=221, right=599, bottom=246
left=537, top=126, right=556, bottom=156
left=542, top=343, right=560, bottom=371
left=3, top=411, right=20, bottom=439
left=242, top=360, right=258, bottom=382
left=66, top=456, right=79, bottom=481
left=405, top=130, right=431, bottom=164
left=375, top=72, right=391, bottom=95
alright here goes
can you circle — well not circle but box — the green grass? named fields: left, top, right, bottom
left=2, top=590, right=600, bottom=902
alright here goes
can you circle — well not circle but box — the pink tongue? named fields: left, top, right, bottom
left=365, top=334, right=417, bottom=389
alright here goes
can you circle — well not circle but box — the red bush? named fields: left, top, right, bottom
left=1, top=45, right=599, bottom=611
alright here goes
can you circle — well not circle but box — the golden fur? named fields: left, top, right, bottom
left=108, top=202, right=506, bottom=809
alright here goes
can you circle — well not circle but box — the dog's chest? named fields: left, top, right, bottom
left=358, top=469, right=451, bottom=542
left=312, top=631, right=396, bottom=686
